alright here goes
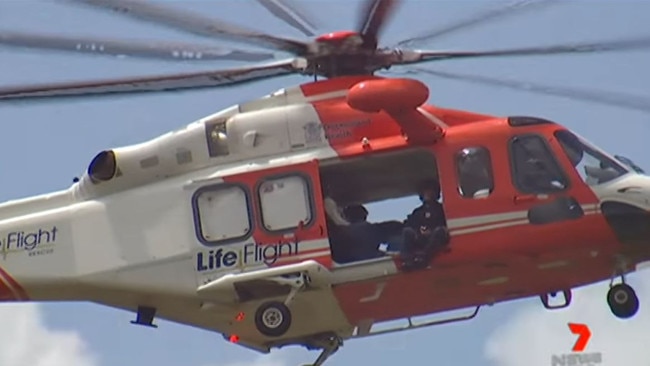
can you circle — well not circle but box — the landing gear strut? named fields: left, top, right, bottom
left=607, top=275, right=639, bottom=319
left=301, top=334, right=343, bottom=366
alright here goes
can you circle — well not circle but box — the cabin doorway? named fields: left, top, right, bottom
left=318, top=148, right=443, bottom=265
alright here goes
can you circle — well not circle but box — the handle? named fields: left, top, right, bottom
left=513, top=194, right=537, bottom=204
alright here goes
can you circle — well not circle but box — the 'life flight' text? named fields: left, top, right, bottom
left=196, top=241, right=299, bottom=272
left=1, top=226, right=58, bottom=250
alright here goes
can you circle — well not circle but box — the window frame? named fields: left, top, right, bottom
left=255, top=172, right=316, bottom=235
left=454, top=145, right=495, bottom=199
left=191, top=182, right=254, bottom=246
left=508, top=133, right=571, bottom=194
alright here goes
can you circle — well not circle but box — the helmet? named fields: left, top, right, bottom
left=343, top=204, right=368, bottom=223
left=418, top=178, right=440, bottom=201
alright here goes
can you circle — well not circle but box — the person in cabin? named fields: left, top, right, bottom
left=399, top=178, right=450, bottom=270
left=342, top=204, right=386, bottom=261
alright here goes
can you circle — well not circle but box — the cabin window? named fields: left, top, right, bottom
left=456, top=147, right=494, bottom=199
left=193, top=184, right=251, bottom=244
left=258, top=175, right=313, bottom=232
left=205, top=118, right=230, bottom=157
left=509, top=134, right=568, bottom=194
left=555, top=130, right=629, bottom=185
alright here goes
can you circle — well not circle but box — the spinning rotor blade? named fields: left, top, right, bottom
left=395, top=0, right=564, bottom=48
left=256, top=0, right=318, bottom=36
left=0, top=58, right=305, bottom=101
left=0, top=31, right=275, bottom=62
left=394, top=35, right=650, bottom=64
left=357, top=0, right=402, bottom=49
left=412, top=67, right=650, bottom=113
left=67, top=0, right=309, bottom=55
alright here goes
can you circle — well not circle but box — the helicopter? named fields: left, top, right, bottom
left=1, top=1, right=650, bottom=365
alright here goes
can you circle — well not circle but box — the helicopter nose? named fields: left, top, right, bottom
left=601, top=201, right=650, bottom=246
left=600, top=176, right=650, bottom=245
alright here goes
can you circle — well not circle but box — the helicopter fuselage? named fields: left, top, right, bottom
left=0, top=75, right=649, bottom=356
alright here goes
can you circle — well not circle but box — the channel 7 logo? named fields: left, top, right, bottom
left=550, top=323, right=602, bottom=366
left=568, top=323, right=591, bottom=352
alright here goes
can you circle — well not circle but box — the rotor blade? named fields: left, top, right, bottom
left=0, top=31, right=275, bottom=62
left=0, top=58, right=305, bottom=101
left=394, top=0, right=565, bottom=48
left=393, top=35, right=650, bottom=64
left=256, top=0, right=318, bottom=36
left=66, top=0, right=309, bottom=55
left=357, top=0, right=401, bottom=49
left=411, top=67, right=650, bottom=113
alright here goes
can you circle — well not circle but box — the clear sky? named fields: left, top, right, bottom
left=1, top=1, right=650, bottom=366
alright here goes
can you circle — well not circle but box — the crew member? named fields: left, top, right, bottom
left=342, top=203, right=385, bottom=261
left=400, top=179, right=449, bottom=270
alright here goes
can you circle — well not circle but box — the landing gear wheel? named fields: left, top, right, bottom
left=255, top=301, right=292, bottom=337
left=607, top=283, right=639, bottom=319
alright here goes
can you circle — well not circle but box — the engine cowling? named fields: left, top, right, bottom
left=347, top=78, right=429, bottom=113
left=346, top=78, right=443, bottom=144
left=76, top=120, right=218, bottom=198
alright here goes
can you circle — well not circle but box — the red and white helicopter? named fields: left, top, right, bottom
left=1, top=1, right=650, bottom=365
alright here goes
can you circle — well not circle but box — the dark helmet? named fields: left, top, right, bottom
left=418, top=178, right=440, bottom=200
left=343, top=204, right=368, bottom=223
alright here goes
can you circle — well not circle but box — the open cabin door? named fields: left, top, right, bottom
left=190, top=161, right=350, bottom=346
left=190, top=159, right=332, bottom=285
left=242, top=159, right=333, bottom=269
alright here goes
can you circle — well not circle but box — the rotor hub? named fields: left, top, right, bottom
left=315, top=30, right=363, bottom=46
left=310, top=30, right=380, bottom=77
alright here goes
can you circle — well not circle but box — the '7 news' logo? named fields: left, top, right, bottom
left=550, top=323, right=602, bottom=366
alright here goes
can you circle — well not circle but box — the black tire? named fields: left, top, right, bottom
left=607, top=283, right=639, bottom=319
left=254, top=301, right=292, bottom=337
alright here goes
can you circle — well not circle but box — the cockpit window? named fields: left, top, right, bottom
left=555, top=130, right=629, bottom=185
left=509, top=134, right=568, bottom=194
left=615, top=155, right=646, bottom=174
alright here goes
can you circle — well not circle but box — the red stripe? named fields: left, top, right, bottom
left=0, top=267, right=27, bottom=300
left=0, top=269, right=17, bottom=301
left=449, top=208, right=600, bottom=233
left=0, top=276, right=15, bottom=301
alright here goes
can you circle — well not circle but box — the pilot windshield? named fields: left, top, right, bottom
left=555, top=130, right=630, bottom=185
left=614, top=155, right=646, bottom=175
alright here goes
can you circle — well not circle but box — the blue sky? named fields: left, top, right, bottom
left=1, top=1, right=650, bottom=366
